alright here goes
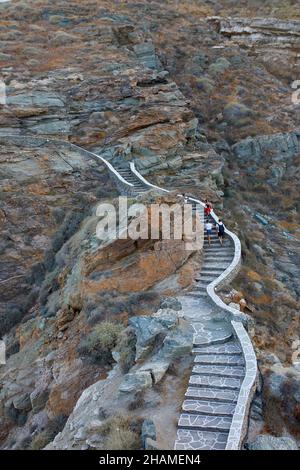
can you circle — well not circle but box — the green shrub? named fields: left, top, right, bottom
left=115, top=327, right=136, bottom=373
left=196, top=77, right=215, bottom=93
left=100, top=415, right=141, bottom=450
left=30, top=432, right=53, bottom=450
left=127, top=391, right=145, bottom=411
left=208, top=57, right=230, bottom=75
left=0, top=305, right=24, bottom=336
left=30, top=414, right=68, bottom=450
left=78, top=322, right=123, bottom=365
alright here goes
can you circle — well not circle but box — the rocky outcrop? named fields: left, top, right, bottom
left=0, top=134, right=201, bottom=449
left=119, top=307, right=192, bottom=394
left=232, top=130, right=300, bottom=185
left=1, top=0, right=300, bottom=451
left=248, top=434, right=298, bottom=450
left=208, top=17, right=300, bottom=79
left=45, top=305, right=193, bottom=450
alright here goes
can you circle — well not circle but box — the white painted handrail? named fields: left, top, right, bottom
left=130, top=162, right=169, bottom=192
left=69, top=142, right=134, bottom=187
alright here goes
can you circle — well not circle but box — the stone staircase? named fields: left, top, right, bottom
left=102, top=163, right=256, bottom=450
left=114, top=166, right=149, bottom=196
left=174, top=210, right=246, bottom=450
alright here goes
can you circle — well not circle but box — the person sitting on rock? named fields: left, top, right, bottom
left=216, top=219, right=225, bottom=246
left=205, top=219, right=213, bottom=246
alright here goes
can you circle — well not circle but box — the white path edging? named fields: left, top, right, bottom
left=226, top=321, right=258, bottom=450
left=130, top=162, right=258, bottom=450
left=130, top=162, right=169, bottom=193
left=69, top=142, right=134, bottom=188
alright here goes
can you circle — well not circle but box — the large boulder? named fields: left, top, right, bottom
left=160, top=297, right=182, bottom=311
left=118, top=371, right=152, bottom=394
left=12, top=393, right=32, bottom=412
left=141, top=419, right=156, bottom=448
left=248, top=435, right=298, bottom=450
left=139, top=359, right=170, bottom=383
left=30, top=385, right=50, bottom=413
left=223, top=102, right=252, bottom=126
left=153, top=308, right=179, bottom=329
left=129, top=309, right=178, bottom=361
left=128, top=316, right=167, bottom=361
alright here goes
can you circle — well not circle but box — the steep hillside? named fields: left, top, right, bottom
left=0, top=0, right=299, bottom=449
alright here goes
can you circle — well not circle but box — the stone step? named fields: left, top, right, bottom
left=186, top=291, right=207, bottom=298
left=178, top=413, right=232, bottom=432
left=193, top=331, right=232, bottom=347
left=204, top=248, right=233, bottom=253
left=175, top=429, right=228, bottom=450
left=185, top=386, right=239, bottom=403
left=189, top=375, right=242, bottom=390
left=201, top=267, right=225, bottom=273
left=198, top=274, right=223, bottom=281
left=204, top=243, right=231, bottom=249
left=182, top=399, right=236, bottom=416
left=203, top=258, right=234, bottom=264
left=202, top=260, right=231, bottom=265
left=191, top=284, right=207, bottom=291
left=202, top=262, right=231, bottom=267
left=192, top=342, right=242, bottom=355
left=194, top=354, right=245, bottom=366
left=196, top=275, right=218, bottom=282
left=127, top=183, right=145, bottom=187
left=192, top=364, right=245, bottom=378
left=201, top=264, right=229, bottom=270
left=204, top=238, right=220, bottom=242
left=194, top=281, right=211, bottom=289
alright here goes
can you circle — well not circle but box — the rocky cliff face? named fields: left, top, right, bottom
left=0, top=0, right=300, bottom=449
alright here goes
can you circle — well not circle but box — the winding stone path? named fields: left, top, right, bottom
left=95, top=160, right=255, bottom=450
left=174, top=208, right=247, bottom=450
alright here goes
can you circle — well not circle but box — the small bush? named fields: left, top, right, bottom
left=100, top=415, right=141, bottom=450
left=31, top=432, right=53, bottom=450
left=196, top=77, right=215, bottom=93
left=86, top=291, right=160, bottom=326
left=0, top=305, right=24, bottom=336
left=30, top=415, right=68, bottom=450
left=51, top=211, right=85, bottom=254
left=5, top=403, right=27, bottom=426
left=78, top=322, right=123, bottom=365
left=127, top=391, right=145, bottom=411
left=38, top=267, right=60, bottom=307
left=115, top=327, right=136, bottom=373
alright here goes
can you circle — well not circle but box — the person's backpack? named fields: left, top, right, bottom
left=218, top=223, right=225, bottom=234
